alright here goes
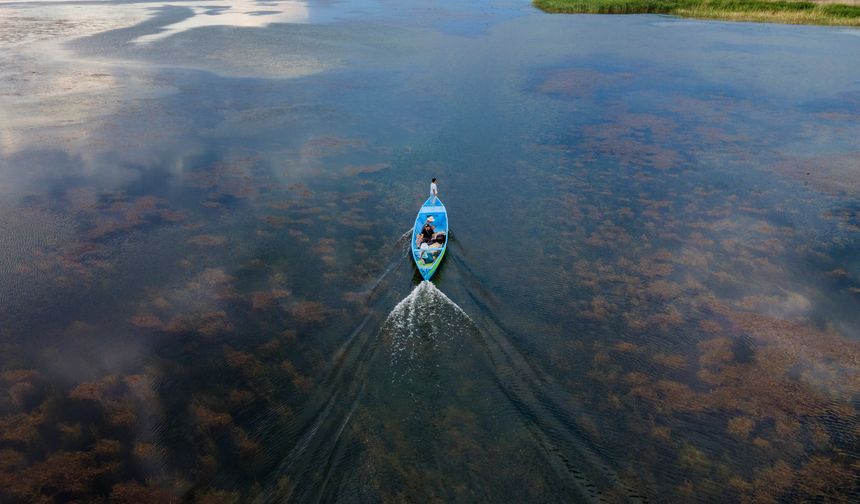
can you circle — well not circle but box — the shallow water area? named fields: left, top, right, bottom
left=1, top=1, right=860, bottom=502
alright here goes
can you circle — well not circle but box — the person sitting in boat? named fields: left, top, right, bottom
left=429, top=232, right=445, bottom=248
left=419, top=234, right=445, bottom=263
left=417, top=217, right=435, bottom=245
left=418, top=240, right=431, bottom=260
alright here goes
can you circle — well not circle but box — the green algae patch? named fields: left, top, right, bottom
left=534, top=0, right=860, bottom=26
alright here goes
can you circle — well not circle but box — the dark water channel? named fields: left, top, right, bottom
left=1, top=1, right=860, bottom=502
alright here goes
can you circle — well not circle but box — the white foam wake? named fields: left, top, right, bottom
left=382, top=281, right=472, bottom=371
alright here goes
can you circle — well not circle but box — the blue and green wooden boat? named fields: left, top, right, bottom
left=411, top=196, right=448, bottom=280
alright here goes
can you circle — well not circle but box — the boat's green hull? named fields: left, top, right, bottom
left=411, top=196, right=448, bottom=280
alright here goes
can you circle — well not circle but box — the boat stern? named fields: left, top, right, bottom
left=415, top=248, right=445, bottom=280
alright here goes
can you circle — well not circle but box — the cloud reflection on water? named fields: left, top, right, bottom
left=131, top=0, right=311, bottom=44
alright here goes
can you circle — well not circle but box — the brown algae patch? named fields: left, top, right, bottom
left=536, top=68, right=632, bottom=99
left=774, top=154, right=860, bottom=195
left=187, top=235, right=227, bottom=247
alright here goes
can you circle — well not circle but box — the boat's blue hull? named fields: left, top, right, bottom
left=411, top=196, right=448, bottom=280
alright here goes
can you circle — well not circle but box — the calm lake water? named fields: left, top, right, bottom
left=2, top=0, right=860, bottom=502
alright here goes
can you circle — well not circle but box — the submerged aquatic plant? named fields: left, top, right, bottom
left=187, top=235, right=227, bottom=247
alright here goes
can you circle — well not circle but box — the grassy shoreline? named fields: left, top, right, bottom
left=534, top=0, right=860, bottom=26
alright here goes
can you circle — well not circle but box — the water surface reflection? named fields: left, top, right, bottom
left=1, top=1, right=860, bottom=502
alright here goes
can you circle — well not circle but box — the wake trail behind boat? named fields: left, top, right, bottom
left=382, top=280, right=473, bottom=374
left=255, top=236, right=630, bottom=503
left=398, top=227, right=413, bottom=257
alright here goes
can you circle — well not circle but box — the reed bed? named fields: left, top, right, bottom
left=534, top=0, right=860, bottom=25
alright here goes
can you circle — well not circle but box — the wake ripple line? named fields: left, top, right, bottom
left=459, top=281, right=645, bottom=503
